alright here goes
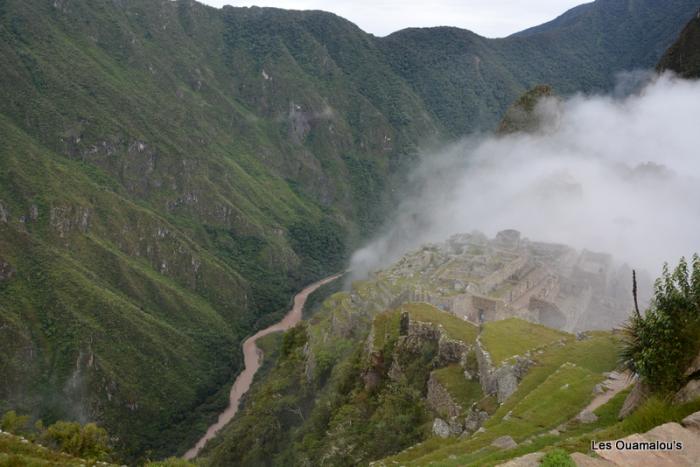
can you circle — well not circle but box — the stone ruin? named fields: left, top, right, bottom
left=375, top=230, right=649, bottom=332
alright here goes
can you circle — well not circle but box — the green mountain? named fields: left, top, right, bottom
left=378, top=0, right=700, bottom=134
left=0, top=0, right=698, bottom=462
left=203, top=234, right=700, bottom=467
left=657, top=9, right=700, bottom=78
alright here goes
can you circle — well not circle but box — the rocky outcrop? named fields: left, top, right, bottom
left=682, top=411, right=700, bottom=431
left=569, top=453, right=614, bottom=466
left=475, top=337, right=533, bottom=403
left=592, top=413, right=700, bottom=466
left=0, top=202, right=8, bottom=223
left=684, top=351, right=700, bottom=378
left=496, top=452, right=544, bottom=467
left=674, top=379, right=700, bottom=404
left=464, top=405, right=489, bottom=433
left=0, top=258, right=15, bottom=282
left=49, top=205, right=91, bottom=237
left=618, top=380, right=650, bottom=419
left=389, top=315, right=472, bottom=383
left=491, top=435, right=518, bottom=449
left=432, top=417, right=463, bottom=438
left=437, top=334, right=470, bottom=366
left=403, top=319, right=442, bottom=351
left=577, top=410, right=598, bottom=424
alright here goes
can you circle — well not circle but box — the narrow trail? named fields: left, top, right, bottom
left=577, top=370, right=633, bottom=419
left=183, top=273, right=343, bottom=460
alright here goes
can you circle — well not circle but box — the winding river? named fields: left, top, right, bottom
left=183, top=273, right=343, bottom=460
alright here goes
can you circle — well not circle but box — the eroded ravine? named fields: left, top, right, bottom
left=183, top=273, right=343, bottom=460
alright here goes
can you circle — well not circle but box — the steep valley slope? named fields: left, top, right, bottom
left=197, top=232, right=631, bottom=465
left=204, top=232, right=700, bottom=466
left=0, top=0, right=699, bottom=462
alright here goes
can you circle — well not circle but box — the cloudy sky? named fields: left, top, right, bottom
left=197, top=0, right=586, bottom=38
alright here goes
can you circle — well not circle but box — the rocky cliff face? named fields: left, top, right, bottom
left=475, top=338, right=534, bottom=403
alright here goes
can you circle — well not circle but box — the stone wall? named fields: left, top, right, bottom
left=470, top=295, right=506, bottom=323
left=427, top=372, right=463, bottom=418
left=529, top=297, right=567, bottom=330
left=475, top=337, right=533, bottom=403
left=480, top=254, right=528, bottom=294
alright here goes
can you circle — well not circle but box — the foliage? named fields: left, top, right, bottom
left=622, top=255, right=700, bottom=392
left=39, top=421, right=111, bottom=461
left=0, top=411, right=29, bottom=435
left=145, top=457, right=195, bottom=467
left=383, top=332, right=620, bottom=465
left=0, top=0, right=697, bottom=462
left=0, top=413, right=114, bottom=464
left=658, top=14, right=700, bottom=78
left=541, top=448, right=575, bottom=467
left=379, top=0, right=699, bottom=135
left=497, top=85, right=555, bottom=135
left=288, top=219, right=346, bottom=278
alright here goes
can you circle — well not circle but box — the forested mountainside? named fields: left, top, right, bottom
left=379, top=0, right=699, bottom=134
left=657, top=10, right=700, bottom=78
left=0, top=0, right=698, bottom=462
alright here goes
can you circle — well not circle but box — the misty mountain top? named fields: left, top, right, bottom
left=352, top=75, right=700, bottom=279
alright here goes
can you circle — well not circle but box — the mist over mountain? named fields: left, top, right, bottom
left=0, top=0, right=699, bottom=463
left=351, top=74, right=700, bottom=280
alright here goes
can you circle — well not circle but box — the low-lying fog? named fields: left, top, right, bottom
left=351, top=74, right=700, bottom=280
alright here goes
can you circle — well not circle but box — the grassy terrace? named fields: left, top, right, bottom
left=433, top=365, right=483, bottom=409
left=371, top=303, right=478, bottom=355
left=402, top=303, right=479, bottom=344
left=382, top=332, right=622, bottom=465
left=481, top=318, right=569, bottom=366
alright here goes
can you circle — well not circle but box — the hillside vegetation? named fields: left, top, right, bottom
left=198, top=236, right=629, bottom=466
left=657, top=10, right=700, bottom=78
left=0, top=0, right=698, bottom=462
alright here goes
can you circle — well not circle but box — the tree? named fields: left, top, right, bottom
left=40, top=421, right=112, bottom=460
left=1, top=411, right=30, bottom=435
left=622, top=255, right=700, bottom=392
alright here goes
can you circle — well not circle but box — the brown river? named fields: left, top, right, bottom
left=183, top=273, right=343, bottom=460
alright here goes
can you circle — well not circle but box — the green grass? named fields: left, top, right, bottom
left=371, top=309, right=402, bottom=354
left=0, top=431, right=118, bottom=467
left=433, top=365, right=483, bottom=409
left=541, top=448, right=575, bottom=467
left=481, top=318, right=569, bottom=366
left=558, top=396, right=700, bottom=455
left=383, top=332, right=620, bottom=465
left=401, top=303, right=479, bottom=344
left=1, top=0, right=697, bottom=463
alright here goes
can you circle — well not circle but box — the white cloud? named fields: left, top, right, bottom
left=196, top=0, right=585, bottom=37
left=350, top=74, right=700, bottom=279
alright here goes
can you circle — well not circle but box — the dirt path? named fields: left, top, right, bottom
left=578, top=370, right=633, bottom=417
left=183, top=273, right=343, bottom=460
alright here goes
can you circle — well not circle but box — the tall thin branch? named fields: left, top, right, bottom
left=633, top=270, right=641, bottom=318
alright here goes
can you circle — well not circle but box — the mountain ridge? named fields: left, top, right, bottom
left=0, top=0, right=698, bottom=461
